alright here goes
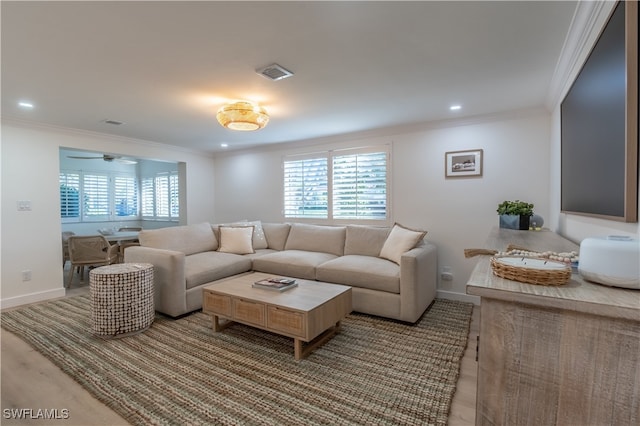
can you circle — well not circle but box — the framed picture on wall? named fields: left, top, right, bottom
left=445, top=149, right=483, bottom=178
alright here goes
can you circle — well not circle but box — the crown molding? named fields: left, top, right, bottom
left=545, top=1, right=618, bottom=111
left=0, top=115, right=215, bottom=158
left=214, top=106, right=548, bottom=158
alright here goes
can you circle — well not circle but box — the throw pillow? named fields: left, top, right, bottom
left=218, top=226, right=255, bottom=255
left=379, top=223, right=426, bottom=264
left=243, top=220, right=268, bottom=249
left=228, top=220, right=268, bottom=249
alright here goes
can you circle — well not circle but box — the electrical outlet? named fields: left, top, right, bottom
left=441, top=266, right=453, bottom=281
left=21, top=270, right=32, bottom=281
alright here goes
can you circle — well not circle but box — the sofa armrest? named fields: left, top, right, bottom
left=124, top=246, right=186, bottom=317
left=399, top=242, right=437, bottom=322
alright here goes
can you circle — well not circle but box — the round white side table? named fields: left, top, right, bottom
left=89, top=263, right=154, bottom=338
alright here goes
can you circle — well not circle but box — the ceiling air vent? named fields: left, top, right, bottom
left=256, top=63, right=294, bottom=81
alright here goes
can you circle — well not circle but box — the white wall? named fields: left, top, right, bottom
left=0, top=120, right=216, bottom=308
left=214, top=109, right=552, bottom=301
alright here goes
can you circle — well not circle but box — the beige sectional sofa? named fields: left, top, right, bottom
left=125, top=221, right=437, bottom=323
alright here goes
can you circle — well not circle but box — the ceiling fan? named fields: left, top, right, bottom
left=67, top=154, right=138, bottom=165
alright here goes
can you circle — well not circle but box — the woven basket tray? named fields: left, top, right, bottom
left=490, top=256, right=571, bottom=286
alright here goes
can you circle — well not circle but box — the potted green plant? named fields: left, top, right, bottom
left=497, top=200, right=534, bottom=230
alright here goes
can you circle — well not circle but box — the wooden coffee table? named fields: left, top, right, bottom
left=202, top=272, right=352, bottom=360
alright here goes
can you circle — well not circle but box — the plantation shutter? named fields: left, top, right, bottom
left=333, top=151, right=387, bottom=219
left=169, top=173, right=179, bottom=218
left=83, top=173, right=109, bottom=220
left=113, top=175, right=138, bottom=217
left=140, top=172, right=179, bottom=220
left=59, top=172, right=80, bottom=219
left=283, top=156, right=328, bottom=218
left=140, top=177, right=155, bottom=217
left=155, top=173, right=169, bottom=217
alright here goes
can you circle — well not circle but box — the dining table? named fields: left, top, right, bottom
left=101, top=231, right=140, bottom=243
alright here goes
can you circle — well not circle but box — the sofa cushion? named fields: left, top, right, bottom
left=218, top=226, right=255, bottom=254
left=379, top=223, right=426, bottom=264
left=344, top=225, right=390, bottom=256
left=285, top=223, right=346, bottom=256
left=243, top=248, right=279, bottom=260
left=252, top=250, right=338, bottom=280
left=138, top=222, right=217, bottom=256
left=262, top=223, right=291, bottom=251
left=317, top=255, right=400, bottom=293
left=184, top=251, right=252, bottom=290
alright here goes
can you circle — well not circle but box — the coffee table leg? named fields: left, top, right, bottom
left=294, top=338, right=303, bottom=360
left=294, top=321, right=342, bottom=360
left=212, top=315, right=233, bottom=332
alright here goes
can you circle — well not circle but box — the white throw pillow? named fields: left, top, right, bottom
left=245, top=220, right=268, bottom=249
left=218, top=226, right=255, bottom=254
left=379, top=223, right=426, bottom=264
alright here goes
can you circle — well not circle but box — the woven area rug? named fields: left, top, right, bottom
left=2, top=296, right=473, bottom=426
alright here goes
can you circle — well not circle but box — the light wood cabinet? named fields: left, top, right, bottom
left=267, top=306, right=304, bottom=337
left=467, top=228, right=640, bottom=426
left=204, top=292, right=231, bottom=317
left=232, top=298, right=265, bottom=326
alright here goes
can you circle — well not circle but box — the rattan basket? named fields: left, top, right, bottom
left=490, top=255, right=571, bottom=286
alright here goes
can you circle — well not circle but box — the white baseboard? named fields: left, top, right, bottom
left=436, top=290, right=480, bottom=305
left=1, top=288, right=66, bottom=310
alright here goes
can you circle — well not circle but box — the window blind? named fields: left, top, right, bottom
left=155, top=174, right=170, bottom=217
left=169, top=173, right=180, bottom=218
left=283, top=156, right=328, bottom=218
left=140, top=177, right=155, bottom=217
left=333, top=151, right=387, bottom=219
left=283, top=145, right=390, bottom=222
left=59, top=172, right=80, bottom=219
left=83, top=173, right=109, bottom=219
left=114, top=175, right=138, bottom=217
left=141, top=172, right=179, bottom=220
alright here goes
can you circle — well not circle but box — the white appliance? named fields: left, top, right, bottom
left=578, top=236, right=640, bottom=289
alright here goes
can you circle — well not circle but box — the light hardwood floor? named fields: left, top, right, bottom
left=1, top=281, right=478, bottom=426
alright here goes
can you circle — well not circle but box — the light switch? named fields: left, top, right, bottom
left=17, top=200, right=32, bottom=211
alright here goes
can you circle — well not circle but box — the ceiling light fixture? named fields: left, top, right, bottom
left=18, top=101, right=34, bottom=108
left=216, top=101, right=269, bottom=131
left=450, top=105, right=462, bottom=111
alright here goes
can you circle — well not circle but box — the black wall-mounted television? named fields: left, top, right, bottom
left=560, top=0, right=638, bottom=223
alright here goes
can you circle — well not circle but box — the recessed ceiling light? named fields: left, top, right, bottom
left=220, top=143, right=229, bottom=148
left=450, top=105, right=462, bottom=111
left=18, top=101, right=34, bottom=109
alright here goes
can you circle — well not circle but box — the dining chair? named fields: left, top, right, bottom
left=61, top=231, right=75, bottom=267
left=66, top=235, right=119, bottom=288
left=117, top=226, right=142, bottom=262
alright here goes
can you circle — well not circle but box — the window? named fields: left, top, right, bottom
left=283, top=156, right=328, bottom=218
left=333, top=151, right=387, bottom=219
left=114, top=175, right=138, bottom=217
left=59, top=172, right=80, bottom=219
left=141, top=172, right=179, bottom=220
left=283, top=146, right=390, bottom=222
left=83, top=173, right=110, bottom=220
left=59, top=170, right=138, bottom=222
